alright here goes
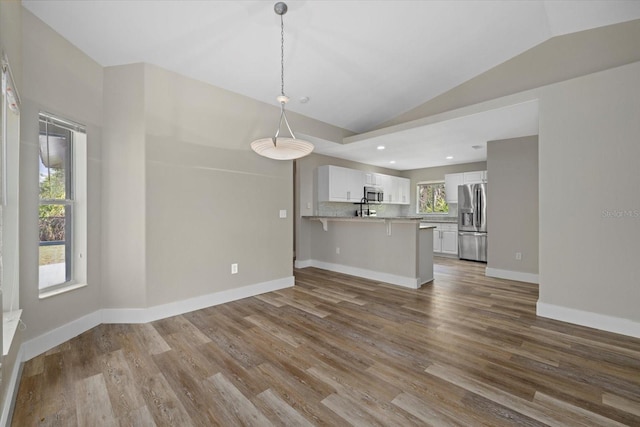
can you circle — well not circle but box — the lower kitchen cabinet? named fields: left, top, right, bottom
left=422, top=222, right=458, bottom=256
left=440, top=228, right=458, bottom=254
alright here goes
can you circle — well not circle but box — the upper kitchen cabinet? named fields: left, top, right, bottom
left=365, top=172, right=383, bottom=187
left=463, top=170, right=487, bottom=184
left=318, top=165, right=365, bottom=202
left=445, top=170, right=487, bottom=203
left=378, top=175, right=410, bottom=205
left=392, top=176, right=411, bottom=205
left=444, top=173, right=464, bottom=204
left=317, top=165, right=409, bottom=205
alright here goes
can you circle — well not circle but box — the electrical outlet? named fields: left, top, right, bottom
left=306, top=202, right=312, bottom=209
left=231, top=263, right=238, bottom=274
left=515, top=252, right=522, bottom=260
left=336, top=247, right=340, bottom=254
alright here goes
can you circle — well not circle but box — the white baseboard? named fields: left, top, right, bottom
left=22, top=310, right=103, bottom=361
left=485, top=267, right=539, bottom=284
left=21, top=276, right=294, bottom=361
left=294, top=259, right=312, bottom=269
left=537, top=302, right=640, bottom=339
left=1, top=345, right=24, bottom=427
left=102, top=276, right=294, bottom=324
left=300, top=260, right=422, bottom=289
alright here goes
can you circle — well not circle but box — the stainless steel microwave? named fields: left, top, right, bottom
left=364, top=186, right=384, bottom=203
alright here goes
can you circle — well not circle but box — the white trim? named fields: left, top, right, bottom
left=300, top=260, right=427, bottom=289
left=20, top=277, right=293, bottom=361
left=294, top=259, right=313, bottom=269
left=0, top=344, right=24, bottom=427
left=536, top=302, right=640, bottom=339
left=38, top=282, right=88, bottom=299
left=22, top=310, right=102, bottom=361
left=102, top=276, right=294, bottom=324
left=485, top=267, right=539, bottom=284
left=3, top=309, right=22, bottom=356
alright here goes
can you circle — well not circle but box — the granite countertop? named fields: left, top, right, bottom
left=302, top=215, right=459, bottom=223
left=418, top=217, right=458, bottom=223
left=303, top=215, right=424, bottom=220
left=419, top=225, right=437, bottom=229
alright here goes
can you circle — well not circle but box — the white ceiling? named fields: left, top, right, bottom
left=22, top=1, right=640, bottom=169
left=303, top=100, right=540, bottom=171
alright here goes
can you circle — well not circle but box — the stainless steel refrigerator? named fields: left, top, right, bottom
left=458, top=183, right=487, bottom=262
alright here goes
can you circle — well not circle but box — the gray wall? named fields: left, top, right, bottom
left=102, top=64, right=146, bottom=307
left=142, top=64, right=300, bottom=306
left=20, top=9, right=104, bottom=340
left=538, top=62, right=640, bottom=322
left=17, top=9, right=350, bottom=342
left=305, top=219, right=420, bottom=277
left=487, top=136, right=538, bottom=275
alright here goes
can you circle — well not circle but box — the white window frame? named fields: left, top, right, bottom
left=416, top=180, right=449, bottom=215
left=38, top=112, right=87, bottom=299
left=2, top=52, right=22, bottom=355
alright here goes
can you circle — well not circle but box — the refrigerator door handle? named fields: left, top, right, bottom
left=477, top=188, right=482, bottom=227
left=473, top=187, right=480, bottom=227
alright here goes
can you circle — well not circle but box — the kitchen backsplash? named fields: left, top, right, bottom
left=316, top=202, right=410, bottom=218
left=314, top=202, right=459, bottom=219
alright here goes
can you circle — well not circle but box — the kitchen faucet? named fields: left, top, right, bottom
left=357, top=197, right=369, bottom=217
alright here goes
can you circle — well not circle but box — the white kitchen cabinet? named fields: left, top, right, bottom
left=317, top=165, right=365, bottom=202
left=446, top=171, right=486, bottom=203
left=365, top=172, right=382, bottom=186
left=378, top=174, right=392, bottom=203
left=444, top=173, right=464, bottom=203
left=382, top=176, right=411, bottom=205
left=433, top=229, right=442, bottom=252
left=422, top=222, right=458, bottom=256
left=441, top=226, right=458, bottom=255
left=463, top=170, right=487, bottom=184
left=318, top=166, right=408, bottom=205
left=397, top=177, right=410, bottom=205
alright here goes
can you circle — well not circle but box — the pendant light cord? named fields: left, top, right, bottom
left=274, top=9, right=295, bottom=142
left=280, top=14, right=285, bottom=97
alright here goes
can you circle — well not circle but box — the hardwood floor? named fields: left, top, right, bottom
left=12, top=258, right=640, bottom=426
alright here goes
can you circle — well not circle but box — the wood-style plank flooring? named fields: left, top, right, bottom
left=12, top=258, right=640, bottom=426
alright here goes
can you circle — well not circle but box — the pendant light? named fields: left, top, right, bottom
left=250, top=2, right=314, bottom=160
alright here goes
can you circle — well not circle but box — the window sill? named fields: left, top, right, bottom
left=39, top=282, right=87, bottom=300
left=3, top=309, right=22, bottom=356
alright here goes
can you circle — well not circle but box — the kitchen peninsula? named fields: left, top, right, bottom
left=296, top=216, right=434, bottom=289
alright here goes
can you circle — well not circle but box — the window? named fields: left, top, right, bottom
left=38, top=112, right=87, bottom=296
left=417, top=181, right=448, bottom=214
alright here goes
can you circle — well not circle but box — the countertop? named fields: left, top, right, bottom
left=302, top=215, right=458, bottom=224
left=419, top=217, right=458, bottom=223
left=302, top=215, right=424, bottom=221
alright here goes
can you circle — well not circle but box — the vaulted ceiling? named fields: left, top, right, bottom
left=22, top=1, right=640, bottom=169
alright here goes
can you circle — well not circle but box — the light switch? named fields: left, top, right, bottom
left=279, top=209, right=287, bottom=218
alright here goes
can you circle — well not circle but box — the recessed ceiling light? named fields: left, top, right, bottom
left=390, top=160, right=396, bottom=164
left=377, top=145, right=385, bottom=150
left=472, top=145, right=483, bottom=150
left=299, top=96, right=310, bottom=104
left=446, top=155, right=454, bottom=160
